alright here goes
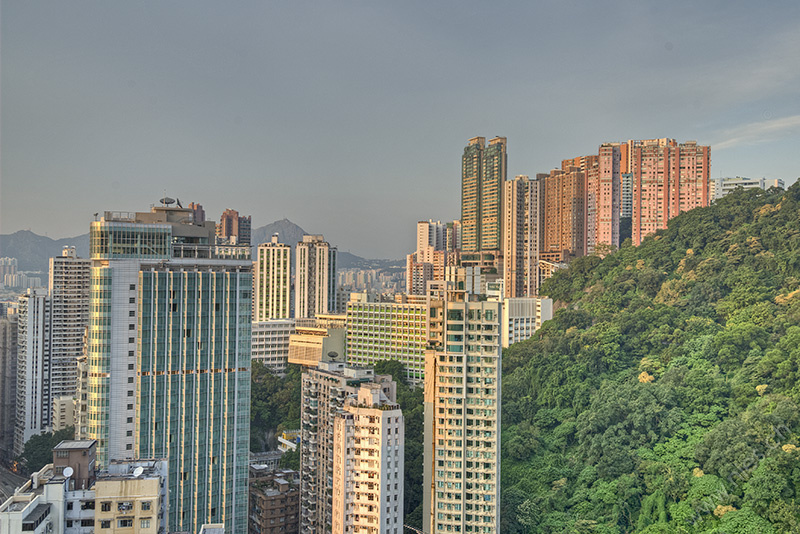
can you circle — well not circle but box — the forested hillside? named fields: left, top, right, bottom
left=501, top=185, right=800, bottom=533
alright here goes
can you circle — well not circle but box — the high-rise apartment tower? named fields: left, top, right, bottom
left=295, top=235, right=337, bottom=319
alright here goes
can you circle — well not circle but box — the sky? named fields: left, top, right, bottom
left=2, top=1, right=799, bottom=258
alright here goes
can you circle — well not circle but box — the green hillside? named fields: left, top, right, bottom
left=501, top=185, right=800, bottom=533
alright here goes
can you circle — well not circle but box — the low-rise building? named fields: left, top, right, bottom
left=0, top=440, right=167, bottom=534
left=249, top=468, right=300, bottom=534
left=252, top=319, right=296, bottom=374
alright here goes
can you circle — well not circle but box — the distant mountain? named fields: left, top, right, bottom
left=250, top=218, right=308, bottom=249
left=0, top=230, right=89, bottom=272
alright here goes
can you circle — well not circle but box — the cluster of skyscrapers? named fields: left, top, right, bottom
left=407, top=137, right=716, bottom=300
left=3, top=134, right=753, bottom=534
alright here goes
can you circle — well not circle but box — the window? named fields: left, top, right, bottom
left=140, top=519, right=151, bottom=529
left=101, top=502, right=111, bottom=512
left=118, top=519, right=133, bottom=528
left=129, top=284, right=136, bottom=290
left=141, top=501, right=152, bottom=511
left=100, top=520, right=111, bottom=529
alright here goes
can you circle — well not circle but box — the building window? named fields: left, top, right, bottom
left=118, top=518, right=133, bottom=528
left=101, top=502, right=111, bottom=511
left=141, top=501, right=152, bottom=511
left=140, top=519, right=151, bottom=529
left=100, top=520, right=111, bottom=528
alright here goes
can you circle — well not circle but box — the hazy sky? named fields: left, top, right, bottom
left=2, top=1, right=799, bottom=258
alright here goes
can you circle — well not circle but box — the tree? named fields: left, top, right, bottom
left=19, top=427, right=75, bottom=475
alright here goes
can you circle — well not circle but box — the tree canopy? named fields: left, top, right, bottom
left=502, top=185, right=800, bottom=533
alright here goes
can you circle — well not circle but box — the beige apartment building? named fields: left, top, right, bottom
left=332, top=382, right=404, bottom=534
left=254, top=234, right=292, bottom=321
left=423, top=289, right=501, bottom=534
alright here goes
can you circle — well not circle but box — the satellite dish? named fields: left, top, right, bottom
left=63, top=467, right=74, bottom=478
left=160, top=197, right=175, bottom=205
left=132, top=466, right=144, bottom=478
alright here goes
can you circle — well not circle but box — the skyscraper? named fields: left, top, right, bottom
left=254, top=234, right=292, bottom=321
left=14, top=287, right=52, bottom=457
left=541, top=164, right=587, bottom=261
left=295, top=234, right=337, bottom=319
left=629, top=139, right=710, bottom=245
left=503, top=175, right=543, bottom=297
left=87, top=204, right=251, bottom=533
left=461, top=137, right=507, bottom=254
left=332, top=382, right=404, bottom=534
left=423, top=287, right=501, bottom=534
left=587, top=144, right=621, bottom=252
left=0, top=314, right=18, bottom=460
left=48, top=246, right=90, bottom=402
left=217, top=208, right=252, bottom=245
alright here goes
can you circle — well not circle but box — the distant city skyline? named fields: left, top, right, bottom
left=3, top=1, right=799, bottom=258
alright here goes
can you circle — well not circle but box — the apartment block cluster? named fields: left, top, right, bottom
left=0, top=257, right=43, bottom=290
left=407, top=137, right=721, bottom=303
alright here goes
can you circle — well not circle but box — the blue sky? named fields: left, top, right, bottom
left=2, top=1, right=799, bottom=258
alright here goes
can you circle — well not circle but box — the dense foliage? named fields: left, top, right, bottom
left=19, top=427, right=75, bottom=475
left=501, top=185, right=800, bottom=533
left=250, top=361, right=302, bottom=451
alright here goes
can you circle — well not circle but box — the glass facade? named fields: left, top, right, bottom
left=90, top=222, right=171, bottom=260
left=137, top=269, right=251, bottom=534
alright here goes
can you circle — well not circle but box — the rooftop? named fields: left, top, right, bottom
left=54, top=439, right=96, bottom=450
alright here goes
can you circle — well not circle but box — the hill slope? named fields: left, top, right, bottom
left=0, top=231, right=89, bottom=271
left=501, top=185, right=800, bottom=533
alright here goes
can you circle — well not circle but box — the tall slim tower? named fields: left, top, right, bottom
left=87, top=204, right=251, bottom=534
left=0, top=314, right=18, bottom=460
left=480, top=137, right=507, bottom=252
left=461, top=137, right=485, bottom=253
left=460, top=136, right=508, bottom=254
left=14, top=288, right=52, bottom=457
left=48, top=246, right=90, bottom=401
left=254, top=234, right=292, bottom=321
left=332, top=382, right=404, bottom=534
left=587, top=144, right=621, bottom=252
left=423, top=288, right=501, bottom=534
left=503, top=176, right=543, bottom=297
left=541, top=165, right=587, bottom=261
left=295, top=235, right=337, bottom=319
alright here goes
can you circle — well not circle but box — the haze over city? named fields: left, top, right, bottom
left=3, top=0, right=799, bottom=257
